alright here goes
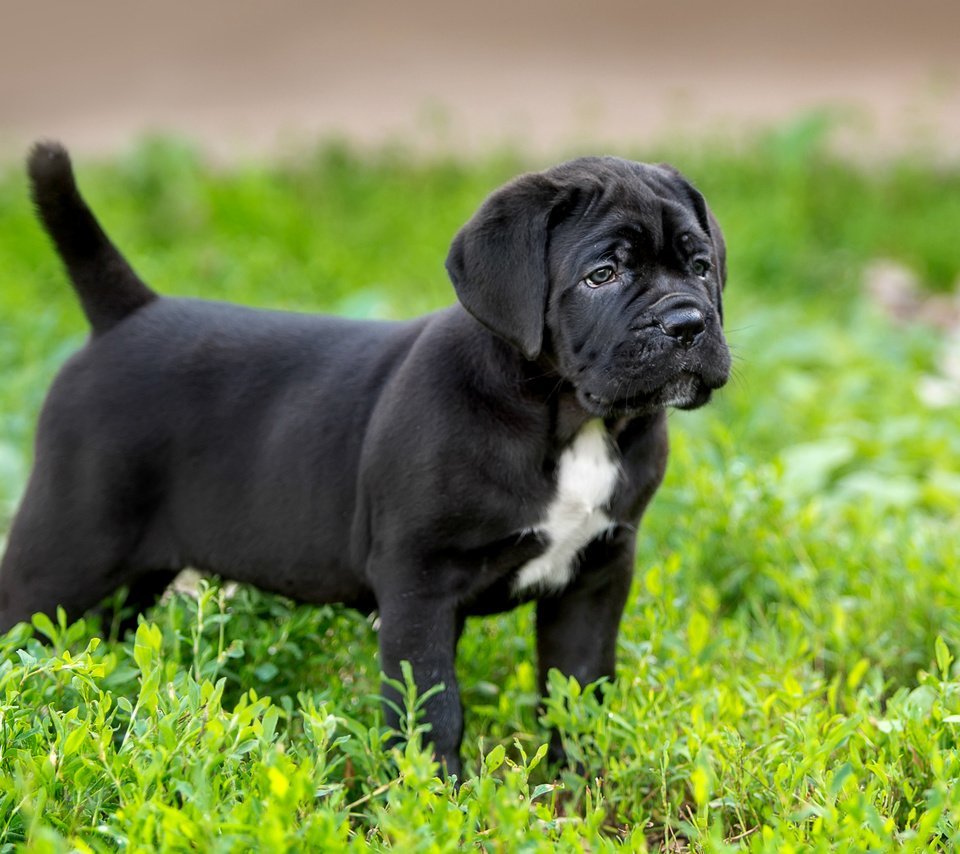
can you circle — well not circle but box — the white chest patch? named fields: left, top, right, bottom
left=513, top=419, right=620, bottom=595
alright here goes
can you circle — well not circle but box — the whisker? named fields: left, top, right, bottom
left=544, top=376, right=566, bottom=403
left=522, top=368, right=562, bottom=383
left=723, top=323, right=758, bottom=335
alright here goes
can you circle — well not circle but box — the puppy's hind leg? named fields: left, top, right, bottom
left=0, top=469, right=148, bottom=634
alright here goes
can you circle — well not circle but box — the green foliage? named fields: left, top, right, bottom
left=1, top=133, right=959, bottom=850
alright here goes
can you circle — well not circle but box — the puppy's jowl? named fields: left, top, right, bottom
left=0, top=143, right=730, bottom=777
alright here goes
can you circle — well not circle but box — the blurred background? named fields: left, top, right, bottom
left=1, top=0, right=958, bottom=160
left=2, top=6, right=960, bottom=843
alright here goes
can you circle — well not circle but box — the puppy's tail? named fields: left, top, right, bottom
left=27, top=141, right=157, bottom=335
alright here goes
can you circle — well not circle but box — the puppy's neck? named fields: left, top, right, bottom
left=467, top=315, right=640, bottom=446
left=553, top=388, right=594, bottom=446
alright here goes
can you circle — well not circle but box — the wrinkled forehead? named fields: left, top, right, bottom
left=547, top=161, right=707, bottom=262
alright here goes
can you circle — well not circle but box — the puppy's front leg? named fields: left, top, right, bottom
left=377, top=601, right=465, bottom=779
left=535, top=530, right=636, bottom=764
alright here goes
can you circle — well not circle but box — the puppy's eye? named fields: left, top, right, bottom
left=584, top=265, right=616, bottom=287
left=692, top=258, right=711, bottom=277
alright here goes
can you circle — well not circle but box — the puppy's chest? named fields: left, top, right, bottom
left=513, top=420, right=620, bottom=595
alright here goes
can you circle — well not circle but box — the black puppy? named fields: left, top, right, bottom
left=0, top=143, right=730, bottom=777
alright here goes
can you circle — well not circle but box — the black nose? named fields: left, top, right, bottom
left=660, top=305, right=706, bottom=347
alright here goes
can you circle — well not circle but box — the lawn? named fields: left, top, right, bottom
left=1, top=122, right=959, bottom=851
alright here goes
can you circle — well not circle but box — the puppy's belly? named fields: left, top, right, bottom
left=512, top=420, right=619, bottom=595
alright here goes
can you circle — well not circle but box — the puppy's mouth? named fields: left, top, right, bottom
left=577, top=372, right=715, bottom=417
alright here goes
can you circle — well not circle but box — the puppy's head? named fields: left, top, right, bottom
left=446, top=156, right=731, bottom=416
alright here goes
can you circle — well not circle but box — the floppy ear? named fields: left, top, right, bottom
left=705, top=205, right=727, bottom=323
left=445, top=173, right=562, bottom=360
left=657, top=163, right=727, bottom=316
left=705, top=206, right=727, bottom=287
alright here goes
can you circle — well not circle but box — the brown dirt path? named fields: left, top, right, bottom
left=1, top=0, right=958, bottom=160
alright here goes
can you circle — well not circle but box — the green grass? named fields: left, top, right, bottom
left=1, top=123, right=960, bottom=851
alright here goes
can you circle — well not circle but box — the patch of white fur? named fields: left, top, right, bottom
left=513, top=419, right=619, bottom=595
left=660, top=375, right=698, bottom=409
